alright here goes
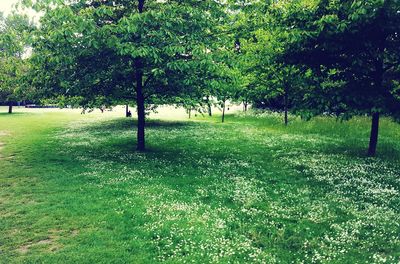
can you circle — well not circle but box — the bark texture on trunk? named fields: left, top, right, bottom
left=368, top=112, right=380, bottom=157
left=135, top=0, right=146, bottom=151
left=284, top=88, right=288, bottom=126
left=367, top=42, right=384, bottom=157
left=138, top=0, right=144, bottom=12
left=207, top=96, right=212, bottom=116
left=222, top=101, right=226, bottom=123
left=135, top=59, right=145, bottom=151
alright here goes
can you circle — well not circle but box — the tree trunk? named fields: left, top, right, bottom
left=368, top=112, right=380, bottom=157
left=126, top=104, right=129, bottom=117
left=138, top=0, right=144, bottom=12
left=188, top=108, right=191, bottom=119
left=8, top=102, right=13, bottom=114
left=135, top=0, right=146, bottom=151
left=283, top=88, right=288, bottom=126
left=243, top=101, right=248, bottom=112
left=367, top=42, right=384, bottom=157
left=135, top=59, right=145, bottom=151
left=207, top=96, right=212, bottom=116
left=222, top=100, right=226, bottom=123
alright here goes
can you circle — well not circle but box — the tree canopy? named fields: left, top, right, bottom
left=279, top=0, right=400, bottom=155
left=0, top=12, right=32, bottom=113
left=230, top=0, right=400, bottom=155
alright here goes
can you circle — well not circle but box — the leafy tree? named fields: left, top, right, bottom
left=277, top=0, right=400, bottom=156
left=229, top=1, right=301, bottom=125
left=238, top=18, right=305, bottom=125
left=27, top=0, right=226, bottom=150
left=0, top=13, right=32, bottom=113
left=228, top=0, right=270, bottom=113
left=211, top=64, right=243, bottom=123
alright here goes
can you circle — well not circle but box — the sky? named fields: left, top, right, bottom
left=0, top=0, right=40, bottom=22
left=0, top=0, right=19, bottom=16
left=1, top=0, right=38, bottom=59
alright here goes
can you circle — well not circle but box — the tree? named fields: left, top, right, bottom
left=238, top=19, right=305, bottom=125
left=227, top=0, right=270, bottom=113
left=277, top=0, right=400, bottom=156
left=28, top=0, right=226, bottom=150
left=0, top=13, right=32, bottom=113
left=211, top=62, right=243, bottom=123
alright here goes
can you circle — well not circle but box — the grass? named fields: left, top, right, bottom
left=0, top=107, right=399, bottom=263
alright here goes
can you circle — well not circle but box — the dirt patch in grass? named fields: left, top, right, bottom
left=0, top=142, right=16, bottom=161
left=0, top=131, right=10, bottom=159
left=71, top=229, right=79, bottom=237
left=0, top=142, right=6, bottom=160
left=17, top=239, right=53, bottom=254
left=15, top=228, right=81, bottom=254
left=17, top=230, right=63, bottom=254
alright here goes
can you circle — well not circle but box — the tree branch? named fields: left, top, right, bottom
left=143, top=72, right=154, bottom=88
left=383, top=62, right=397, bottom=72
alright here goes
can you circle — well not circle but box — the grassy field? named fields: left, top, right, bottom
left=0, top=106, right=399, bottom=263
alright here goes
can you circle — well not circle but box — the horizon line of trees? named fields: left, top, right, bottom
left=0, top=0, right=399, bottom=156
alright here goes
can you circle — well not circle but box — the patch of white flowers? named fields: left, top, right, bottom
left=54, top=115, right=400, bottom=263
left=281, top=152, right=400, bottom=263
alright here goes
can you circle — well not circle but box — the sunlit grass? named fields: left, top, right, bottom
left=0, top=107, right=399, bottom=263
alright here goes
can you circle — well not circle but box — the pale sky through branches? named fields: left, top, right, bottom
left=0, top=0, right=40, bottom=22
left=0, top=0, right=19, bottom=15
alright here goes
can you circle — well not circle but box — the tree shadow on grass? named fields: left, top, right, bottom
left=77, top=117, right=400, bottom=163
left=79, top=118, right=190, bottom=134
left=0, top=112, right=30, bottom=117
left=71, top=118, right=235, bottom=163
left=314, top=137, right=400, bottom=161
left=40, top=114, right=399, bottom=192
left=66, top=117, right=203, bottom=159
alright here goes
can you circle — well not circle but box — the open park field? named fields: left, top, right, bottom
left=0, top=107, right=399, bottom=263
left=1, top=0, right=400, bottom=262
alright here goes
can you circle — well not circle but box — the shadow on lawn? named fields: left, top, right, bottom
left=63, top=117, right=400, bottom=165
left=69, top=118, right=200, bottom=155
left=0, top=112, right=29, bottom=117
left=315, top=141, right=397, bottom=161
left=82, top=118, right=190, bottom=133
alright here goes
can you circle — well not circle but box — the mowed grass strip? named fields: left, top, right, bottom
left=0, top=108, right=399, bottom=263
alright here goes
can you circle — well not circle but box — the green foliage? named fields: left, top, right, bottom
left=0, top=13, right=33, bottom=106
left=27, top=0, right=227, bottom=109
left=279, top=0, right=400, bottom=119
left=225, top=0, right=399, bottom=153
left=228, top=0, right=306, bottom=111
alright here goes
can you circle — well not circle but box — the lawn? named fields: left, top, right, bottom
left=0, top=107, right=399, bottom=263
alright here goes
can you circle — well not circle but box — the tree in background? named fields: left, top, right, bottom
left=238, top=14, right=305, bottom=125
left=277, top=0, right=400, bottom=156
left=211, top=63, right=243, bottom=123
left=0, top=13, right=32, bottom=113
left=229, top=0, right=305, bottom=125
left=228, top=0, right=270, bottom=113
